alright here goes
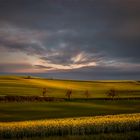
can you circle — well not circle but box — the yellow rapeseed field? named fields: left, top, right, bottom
left=0, top=113, right=140, bottom=138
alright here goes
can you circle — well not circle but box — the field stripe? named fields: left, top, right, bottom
left=0, top=113, right=140, bottom=138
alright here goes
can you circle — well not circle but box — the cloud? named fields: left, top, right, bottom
left=0, top=24, right=47, bottom=55
left=34, top=65, right=54, bottom=71
left=0, top=63, right=33, bottom=73
left=0, top=0, right=140, bottom=79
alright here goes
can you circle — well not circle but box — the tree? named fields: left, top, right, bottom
left=26, top=76, right=31, bottom=79
left=106, top=88, right=118, bottom=99
left=66, top=89, right=72, bottom=100
left=42, top=88, right=47, bottom=97
left=84, top=90, right=90, bottom=98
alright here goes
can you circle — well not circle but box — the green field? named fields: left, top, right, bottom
left=0, top=75, right=140, bottom=98
left=0, top=75, right=140, bottom=139
left=0, top=100, right=140, bottom=121
left=0, top=75, right=140, bottom=122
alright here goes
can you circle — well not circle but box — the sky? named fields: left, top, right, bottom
left=0, top=0, right=140, bottom=80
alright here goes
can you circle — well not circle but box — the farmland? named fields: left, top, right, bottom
left=0, top=75, right=140, bottom=98
left=0, top=100, right=140, bottom=122
left=0, top=113, right=140, bottom=139
left=0, top=75, right=140, bottom=139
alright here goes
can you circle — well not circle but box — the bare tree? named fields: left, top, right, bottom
left=42, top=88, right=47, bottom=97
left=84, top=90, right=90, bottom=98
left=26, top=76, right=31, bottom=79
left=66, top=89, right=72, bottom=100
left=106, top=88, right=118, bottom=99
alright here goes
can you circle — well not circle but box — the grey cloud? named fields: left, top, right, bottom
left=40, top=47, right=78, bottom=66
left=34, top=65, right=53, bottom=69
left=0, top=63, right=33, bottom=72
left=0, top=0, right=140, bottom=79
left=0, top=25, right=47, bottom=55
left=34, top=65, right=140, bottom=80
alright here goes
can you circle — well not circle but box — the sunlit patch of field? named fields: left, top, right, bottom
left=0, top=75, right=140, bottom=98
left=0, top=113, right=139, bottom=139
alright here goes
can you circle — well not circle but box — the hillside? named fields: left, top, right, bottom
left=0, top=75, right=140, bottom=98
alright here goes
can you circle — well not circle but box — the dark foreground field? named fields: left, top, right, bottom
left=3, top=131, right=139, bottom=140
left=0, top=100, right=140, bottom=122
left=0, top=76, right=140, bottom=139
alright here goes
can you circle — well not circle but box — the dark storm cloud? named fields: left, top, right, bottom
left=0, top=24, right=48, bottom=55
left=40, top=45, right=80, bottom=66
left=0, top=0, right=140, bottom=78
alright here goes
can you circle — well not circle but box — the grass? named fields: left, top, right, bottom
left=0, top=75, right=140, bottom=122
left=0, top=75, right=140, bottom=139
left=0, top=75, right=140, bottom=98
left=0, top=113, right=139, bottom=139
left=0, top=100, right=139, bottom=122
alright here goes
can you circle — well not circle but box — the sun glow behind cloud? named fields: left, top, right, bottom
left=0, top=42, right=97, bottom=73
left=34, top=52, right=97, bottom=72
